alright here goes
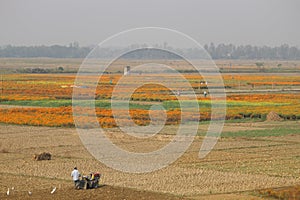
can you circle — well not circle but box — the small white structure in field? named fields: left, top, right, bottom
left=6, top=188, right=9, bottom=196
left=51, top=187, right=56, bottom=194
left=124, top=66, right=130, bottom=75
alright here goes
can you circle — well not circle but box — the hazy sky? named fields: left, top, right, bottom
left=1, top=0, right=299, bottom=47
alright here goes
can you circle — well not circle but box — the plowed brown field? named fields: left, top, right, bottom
left=0, top=122, right=299, bottom=199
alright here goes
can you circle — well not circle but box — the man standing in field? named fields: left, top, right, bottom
left=71, top=167, right=81, bottom=189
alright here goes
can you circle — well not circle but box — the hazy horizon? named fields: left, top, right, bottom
left=1, top=0, right=299, bottom=47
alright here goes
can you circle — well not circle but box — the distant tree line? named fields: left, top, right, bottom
left=203, top=43, right=300, bottom=60
left=0, top=43, right=91, bottom=58
left=0, top=42, right=299, bottom=60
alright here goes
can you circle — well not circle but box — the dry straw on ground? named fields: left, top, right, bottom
left=266, top=111, right=283, bottom=121
left=33, top=152, right=52, bottom=161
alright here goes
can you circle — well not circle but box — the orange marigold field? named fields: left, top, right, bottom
left=1, top=73, right=300, bottom=100
left=0, top=73, right=299, bottom=127
left=0, top=107, right=202, bottom=128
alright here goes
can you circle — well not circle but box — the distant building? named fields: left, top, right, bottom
left=124, top=66, right=130, bottom=75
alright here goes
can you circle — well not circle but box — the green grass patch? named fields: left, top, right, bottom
left=224, top=118, right=264, bottom=123
left=226, top=101, right=289, bottom=107
left=163, top=100, right=212, bottom=110
left=0, top=99, right=291, bottom=111
left=0, top=100, right=72, bottom=107
left=0, top=99, right=153, bottom=110
left=221, top=127, right=300, bottom=138
left=163, top=100, right=288, bottom=110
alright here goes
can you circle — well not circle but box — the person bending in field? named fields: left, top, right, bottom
left=71, top=167, right=81, bottom=189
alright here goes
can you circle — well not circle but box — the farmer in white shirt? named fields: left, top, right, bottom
left=71, top=167, right=81, bottom=188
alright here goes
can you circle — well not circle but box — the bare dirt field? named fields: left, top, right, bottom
left=0, top=121, right=299, bottom=199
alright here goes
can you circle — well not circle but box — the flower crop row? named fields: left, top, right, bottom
left=1, top=74, right=300, bottom=101
left=0, top=107, right=204, bottom=128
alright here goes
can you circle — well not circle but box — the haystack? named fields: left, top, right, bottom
left=33, top=152, right=52, bottom=161
left=266, top=111, right=283, bottom=121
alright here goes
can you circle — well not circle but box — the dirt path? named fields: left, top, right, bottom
left=0, top=105, right=43, bottom=109
left=0, top=185, right=187, bottom=200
